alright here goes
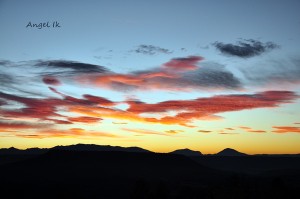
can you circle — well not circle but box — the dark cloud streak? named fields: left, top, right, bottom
left=35, top=60, right=108, bottom=75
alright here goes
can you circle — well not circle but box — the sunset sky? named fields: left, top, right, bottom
left=1, top=0, right=300, bottom=154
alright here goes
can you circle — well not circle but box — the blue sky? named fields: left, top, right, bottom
left=0, top=0, right=300, bottom=153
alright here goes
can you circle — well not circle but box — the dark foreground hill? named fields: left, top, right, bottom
left=1, top=150, right=300, bottom=199
left=0, top=150, right=221, bottom=199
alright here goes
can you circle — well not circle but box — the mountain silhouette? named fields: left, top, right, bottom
left=1, top=145, right=300, bottom=198
left=52, top=143, right=151, bottom=153
left=0, top=150, right=220, bottom=199
left=0, top=144, right=150, bottom=155
left=215, top=148, right=247, bottom=156
left=170, top=148, right=203, bottom=156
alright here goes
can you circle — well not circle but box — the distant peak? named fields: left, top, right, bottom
left=170, top=148, right=203, bottom=156
left=222, top=148, right=238, bottom=152
left=216, top=148, right=247, bottom=156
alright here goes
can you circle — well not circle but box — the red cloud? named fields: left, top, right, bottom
left=77, top=55, right=240, bottom=92
left=163, top=56, right=203, bottom=71
left=0, top=121, right=46, bottom=130
left=272, top=126, right=300, bottom=133
left=126, top=91, right=298, bottom=127
left=0, top=89, right=115, bottom=129
left=1, top=89, right=298, bottom=130
left=69, top=90, right=298, bottom=127
left=128, top=91, right=297, bottom=114
left=83, top=94, right=116, bottom=106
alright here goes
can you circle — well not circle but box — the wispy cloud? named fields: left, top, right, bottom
left=241, top=58, right=300, bottom=89
left=219, top=132, right=239, bottom=135
left=122, top=128, right=171, bottom=136
left=197, top=130, right=212, bottom=133
left=133, top=44, right=172, bottom=55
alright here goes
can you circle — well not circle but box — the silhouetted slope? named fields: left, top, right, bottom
left=192, top=156, right=300, bottom=174
left=0, top=150, right=221, bottom=199
left=170, top=148, right=202, bottom=156
left=215, top=148, right=247, bottom=156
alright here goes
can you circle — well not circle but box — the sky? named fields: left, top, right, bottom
left=0, top=0, right=300, bottom=154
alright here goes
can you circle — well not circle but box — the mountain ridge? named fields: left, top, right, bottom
left=1, top=144, right=299, bottom=156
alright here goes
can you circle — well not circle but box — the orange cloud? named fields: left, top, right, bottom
left=247, top=130, right=266, bottom=133
left=272, top=126, right=300, bottom=133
